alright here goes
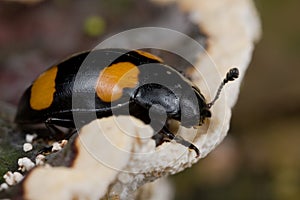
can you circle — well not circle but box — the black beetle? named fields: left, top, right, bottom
left=15, top=49, right=239, bottom=157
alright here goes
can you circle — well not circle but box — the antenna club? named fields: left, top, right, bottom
left=224, top=68, right=239, bottom=83
left=207, top=67, right=240, bottom=108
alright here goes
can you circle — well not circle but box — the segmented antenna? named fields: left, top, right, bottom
left=207, top=68, right=239, bottom=108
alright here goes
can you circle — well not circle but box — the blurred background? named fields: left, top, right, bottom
left=0, top=0, right=299, bottom=199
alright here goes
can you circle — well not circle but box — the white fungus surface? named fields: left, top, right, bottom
left=18, top=157, right=35, bottom=172
left=3, top=171, right=24, bottom=186
left=23, top=143, right=33, bottom=152
left=21, top=0, right=261, bottom=199
left=25, top=134, right=37, bottom=143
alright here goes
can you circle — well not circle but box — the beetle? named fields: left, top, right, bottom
left=15, top=48, right=239, bottom=157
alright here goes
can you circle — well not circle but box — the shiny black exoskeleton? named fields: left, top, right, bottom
left=15, top=48, right=239, bottom=157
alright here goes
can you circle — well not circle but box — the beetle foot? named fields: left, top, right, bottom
left=173, top=136, right=200, bottom=158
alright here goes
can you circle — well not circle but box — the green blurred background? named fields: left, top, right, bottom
left=173, top=0, right=300, bottom=199
left=0, top=0, right=299, bottom=199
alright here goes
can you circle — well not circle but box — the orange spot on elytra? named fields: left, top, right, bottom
left=96, top=62, right=140, bottom=102
left=30, top=66, right=58, bottom=110
left=135, top=50, right=163, bottom=62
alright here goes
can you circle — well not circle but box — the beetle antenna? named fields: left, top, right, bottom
left=207, top=68, right=239, bottom=108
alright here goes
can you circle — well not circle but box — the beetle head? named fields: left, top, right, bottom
left=178, top=85, right=211, bottom=128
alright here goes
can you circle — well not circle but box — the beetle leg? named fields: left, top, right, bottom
left=152, top=132, right=171, bottom=146
left=45, top=118, right=75, bottom=128
left=151, top=132, right=164, bottom=146
left=45, top=118, right=76, bottom=140
left=159, top=126, right=200, bottom=158
left=173, top=136, right=200, bottom=158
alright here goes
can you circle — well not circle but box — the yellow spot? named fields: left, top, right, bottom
left=30, top=66, right=58, bottom=110
left=96, top=62, right=139, bottom=102
left=135, top=50, right=163, bottom=62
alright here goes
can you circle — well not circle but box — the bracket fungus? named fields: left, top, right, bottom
left=0, top=0, right=261, bottom=199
